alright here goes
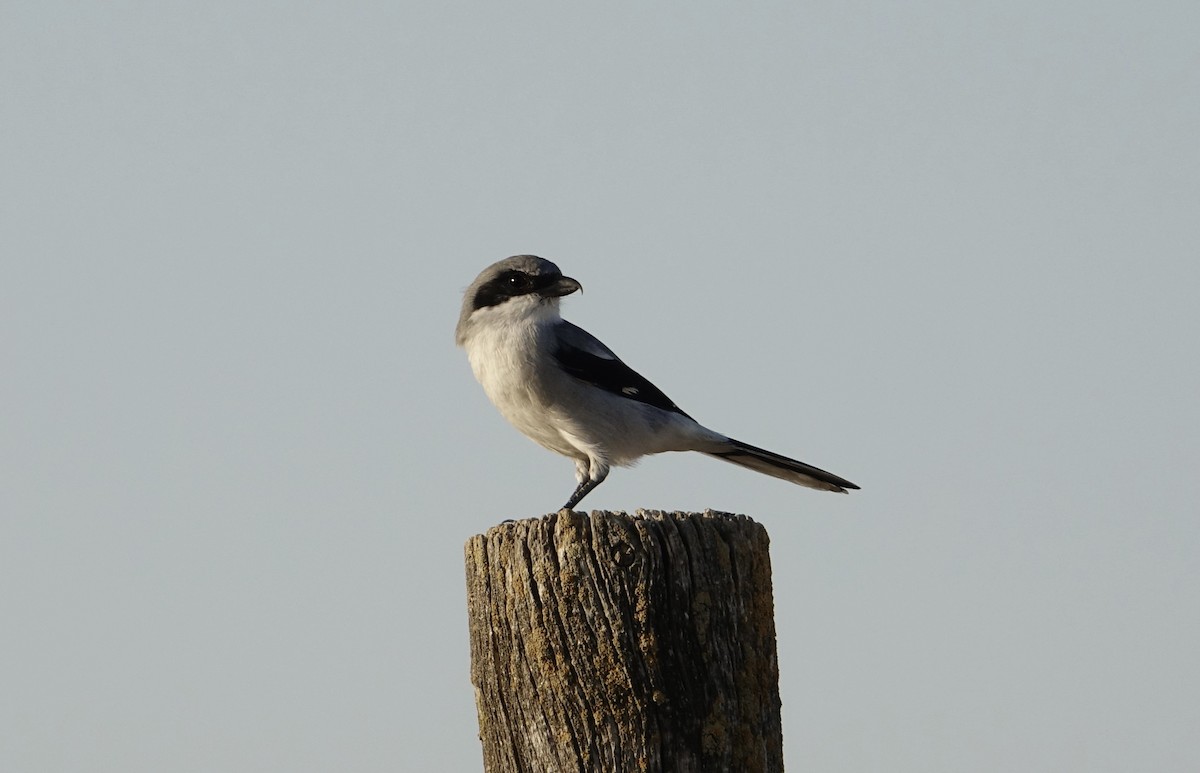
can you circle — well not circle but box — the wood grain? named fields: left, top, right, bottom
left=465, top=509, right=783, bottom=773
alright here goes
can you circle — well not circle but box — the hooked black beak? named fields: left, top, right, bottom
left=537, top=275, right=582, bottom=298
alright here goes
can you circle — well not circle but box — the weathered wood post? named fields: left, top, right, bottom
left=465, top=509, right=783, bottom=773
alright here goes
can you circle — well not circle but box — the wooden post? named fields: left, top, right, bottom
left=464, top=509, right=783, bottom=773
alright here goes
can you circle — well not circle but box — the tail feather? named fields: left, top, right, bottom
left=704, top=438, right=859, bottom=493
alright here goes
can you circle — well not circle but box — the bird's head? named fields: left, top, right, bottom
left=456, top=255, right=581, bottom=346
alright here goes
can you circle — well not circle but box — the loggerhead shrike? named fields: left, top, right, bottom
left=456, top=255, right=859, bottom=510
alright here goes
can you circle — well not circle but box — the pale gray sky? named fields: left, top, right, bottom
left=3, top=2, right=1198, bottom=771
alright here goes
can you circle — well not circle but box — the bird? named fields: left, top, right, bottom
left=455, top=255, right=859, bottom=510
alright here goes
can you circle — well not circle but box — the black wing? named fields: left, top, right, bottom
left=551, top=321, right=690, bottom=418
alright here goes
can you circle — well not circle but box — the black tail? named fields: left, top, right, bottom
left=704, top=438, right=859, bottom=493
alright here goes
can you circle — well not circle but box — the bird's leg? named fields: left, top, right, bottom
left=561, top=466, right=609, bottom=511
left=561, top=478, right=599, bottom=510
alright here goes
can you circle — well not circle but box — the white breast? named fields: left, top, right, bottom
left=462, top=300, right=585, bottom=460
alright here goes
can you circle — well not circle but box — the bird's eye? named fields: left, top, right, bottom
left=506, top=272, right=532, bottom=290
